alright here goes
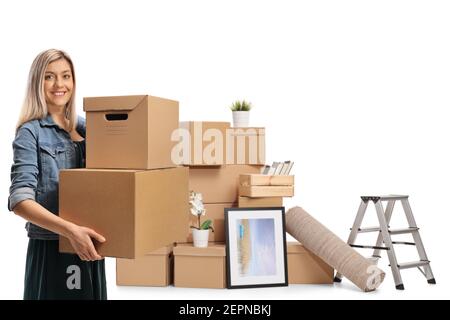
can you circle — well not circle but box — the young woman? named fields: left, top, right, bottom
left=8, top=49, right=107, bottom=300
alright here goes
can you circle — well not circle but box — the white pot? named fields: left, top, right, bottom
left=232, top=111, right=250, bottom=127
left=192, top=229, right=209, bottom=248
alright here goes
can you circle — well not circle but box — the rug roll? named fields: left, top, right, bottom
left=286, top=206, right=385, bottom=292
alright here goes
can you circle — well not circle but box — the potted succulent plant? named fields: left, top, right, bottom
left=189, top=191, right=214, bottom=248
left=230, top=100, right=252, bottom=127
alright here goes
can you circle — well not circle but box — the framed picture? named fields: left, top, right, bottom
left=224, top=207, right=288, bottom=289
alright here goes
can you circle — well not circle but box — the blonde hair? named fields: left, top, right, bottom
left=17, top=49, right=77, bottom=131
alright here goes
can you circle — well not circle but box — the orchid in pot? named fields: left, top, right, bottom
left=189, top=191, right=214, bottom=247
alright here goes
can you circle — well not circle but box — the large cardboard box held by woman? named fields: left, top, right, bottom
left=59, top=167, right=189, bottom=259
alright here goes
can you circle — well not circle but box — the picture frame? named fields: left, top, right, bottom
left=224, top=207, right=288, bottom=289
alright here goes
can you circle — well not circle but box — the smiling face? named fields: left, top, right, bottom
left=43, top=58, right=74, bottom=111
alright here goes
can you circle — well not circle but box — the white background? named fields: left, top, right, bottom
left=0, top=0, right=449, bottom=300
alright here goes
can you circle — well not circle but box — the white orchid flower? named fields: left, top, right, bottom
left=189, top=191, right=206, bottom=216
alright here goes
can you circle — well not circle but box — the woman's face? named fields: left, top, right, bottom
left=43, top=58, right=74, bottom=110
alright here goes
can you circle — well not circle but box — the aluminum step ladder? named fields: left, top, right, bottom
left=334, top=195, right=436, bottom=290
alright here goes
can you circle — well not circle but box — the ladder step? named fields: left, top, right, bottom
left=350, top=244, right=389, bottom=250
left=392, top=241, right=416, bottom=246
left=353, top=226, right=381, bottom=233
left=397, top=260, right=430, bottom=270
left=388, top=227, right=419, bottom=235
left=361, top=195, right=408, bottom=202
left=352, top=226, right=419, bottom=235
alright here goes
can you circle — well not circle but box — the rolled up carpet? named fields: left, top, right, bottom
left=286, top=206, right=385, bottom=292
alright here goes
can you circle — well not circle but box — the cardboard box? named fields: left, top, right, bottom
left=59, top=167, right=189, bottom=258
left=239, top=185, right=294, bottom=197
left=178, top=122, right=230, bottom=166
left=174, top=243, right=226, bottom=289
left=187, top=203, right=236, bottom=242
left=287, top=242, right=334, bottom=284
left=238, top=196, right=283, bottom=208
left=116, top=245, right=173, bottom=286
left=239, top=174, right=294, bottom=186
left=189, top=165, right=263, bottom=203
left=226, top=128, right=265, bottom=165
left=84, top=95, right=178, bottom=169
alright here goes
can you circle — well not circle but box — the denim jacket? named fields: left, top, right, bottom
left=8, top=114, right=86, bottom=240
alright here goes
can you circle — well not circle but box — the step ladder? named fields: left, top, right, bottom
left=334, top=195, right=436, bottom=290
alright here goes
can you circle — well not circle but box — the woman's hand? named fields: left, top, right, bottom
left=12, top=200, right=106, bottom=261
left=66, top=224, right=106, bottom=261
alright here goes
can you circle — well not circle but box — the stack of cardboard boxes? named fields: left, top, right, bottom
left=173, top=122, right=265, bottom=288
left=181, top=122, right=266, bottom=243
left=59, top=95, right=189, bottom=260
left=58, top=94, right=334, bottom=288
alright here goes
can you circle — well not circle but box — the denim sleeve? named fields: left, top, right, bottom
left=8, top=125, right=39, bottom=211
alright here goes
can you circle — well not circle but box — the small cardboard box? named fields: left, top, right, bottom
left=239, top=185, right=294, bottom=197
left=174, top=243, right=226, bottom=289
left=178, top=121, right=230, bottom=166
left=287, top=242, right=334, bottom=284
left=239, top=174, right=294, bottom=186
left=226, top=128, right=265, bottom=165
left=116, top=245, right=173, bottom=286
left=238, top=196, right=283, bottom=208
left=189, top=165, right=263, bottom=203
left=84, top=95, right=178, bottom=169
left=59, top=167, right=189, bottom=258
left=187, top=203, right=236, bottom=242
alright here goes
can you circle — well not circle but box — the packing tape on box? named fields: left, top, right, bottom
left=285, top=206, right=385, bottom=292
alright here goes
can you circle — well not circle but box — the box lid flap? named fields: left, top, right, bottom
left=83, top=95, right=147, bottom=112
left=287, top=242, right=308, bottom=254
left=240, top=174, right=295, bottom=186
left=173, top=244, right=225, bottom=257
left=60, top=168, right=143, bottom=174
left=147, top=244, right=173, bottom=255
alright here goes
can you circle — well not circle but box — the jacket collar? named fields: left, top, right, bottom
left=38, top=114, right=60, bottom=128
left=38, top=114, right=86, bottom=138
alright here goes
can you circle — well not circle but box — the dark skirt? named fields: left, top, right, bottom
left=24, top=239, right=107, bottom=300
